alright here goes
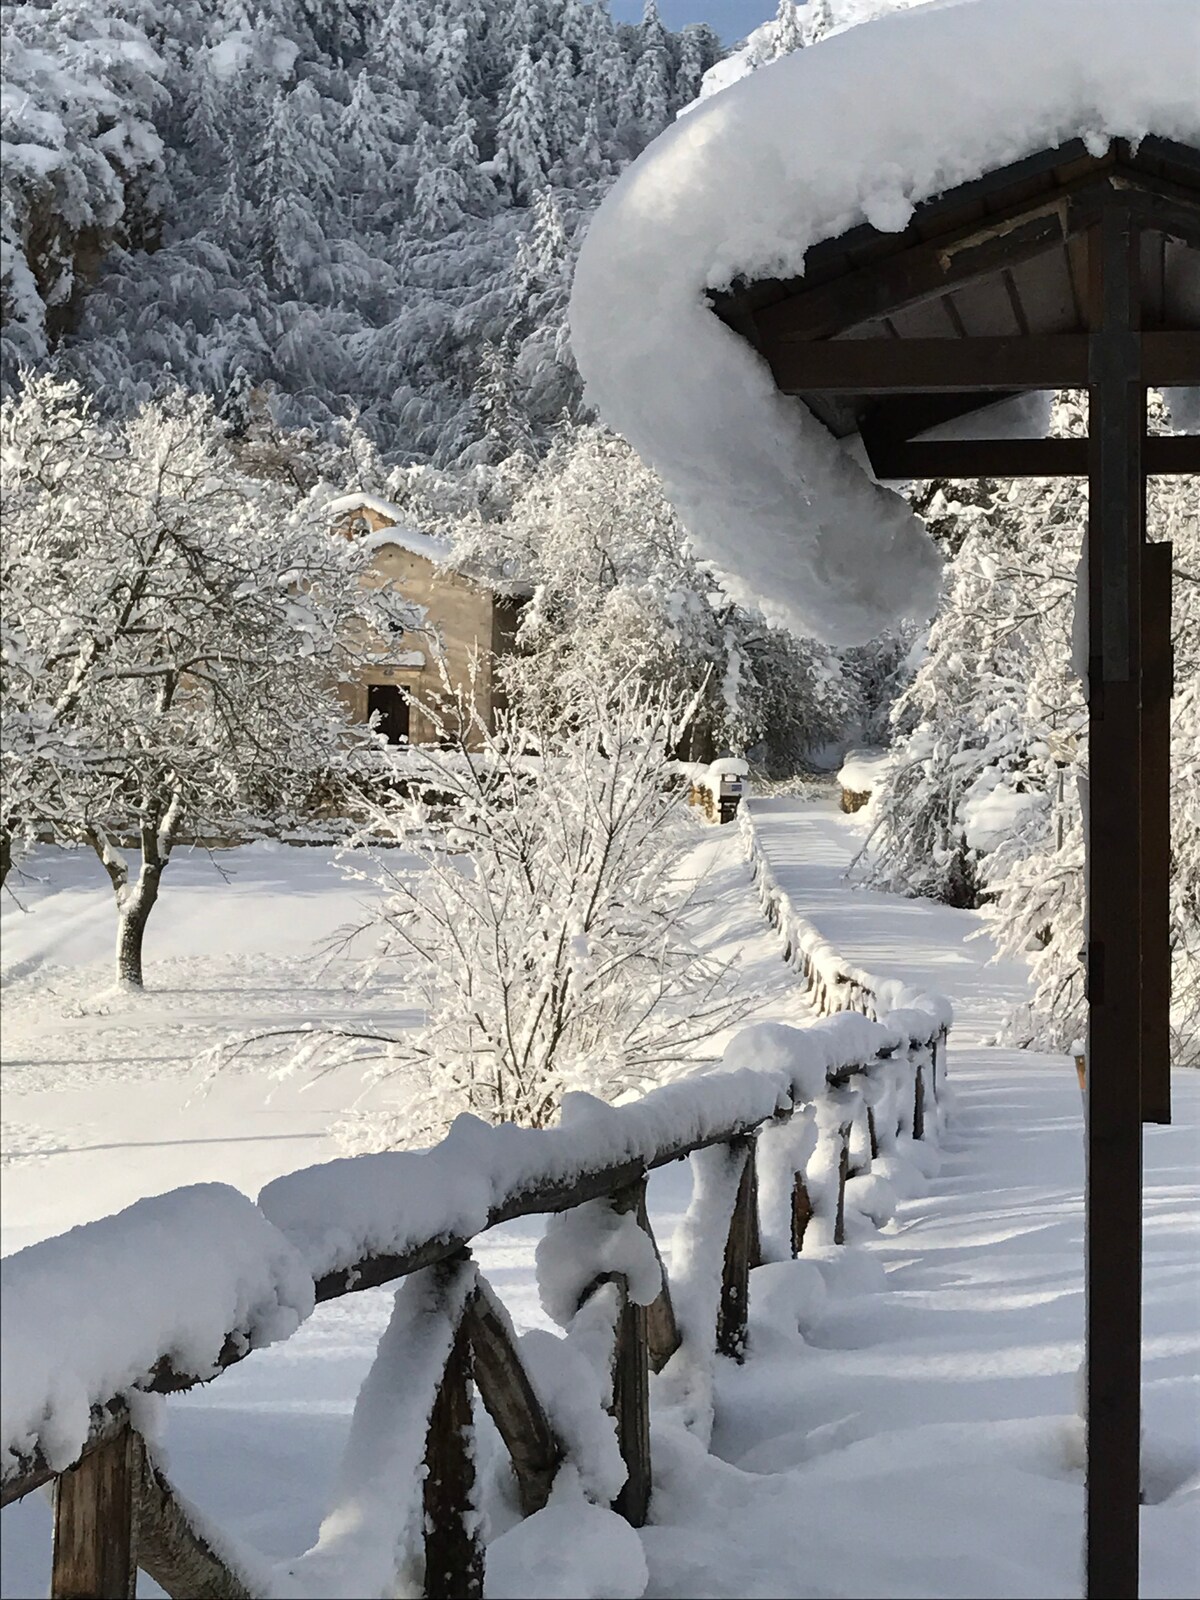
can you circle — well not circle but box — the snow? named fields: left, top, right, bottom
left=536, top=1198, right=664, bottom=1328
left=570, top=0, right=1200, bottom=645
left=837, top=747, right=891, bottom=794
left=2, top=811, right=1197, bottom=1600
left=486, top=1471, right=648, bottom=1600
left=1, top=1184, right=313, bottom=1484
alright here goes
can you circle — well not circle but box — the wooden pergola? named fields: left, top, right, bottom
left=712, top=135, right=1200, bottom=1600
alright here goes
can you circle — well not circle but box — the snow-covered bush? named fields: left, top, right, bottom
left=0, top=375, right=420, bottom=983
left=262, top=673, right=749, bottom=1149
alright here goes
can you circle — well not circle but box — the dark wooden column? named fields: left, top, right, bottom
left=1140, top=540, right=1173, bottom=1126
left=1084, top=203, right=1146, bottom=1600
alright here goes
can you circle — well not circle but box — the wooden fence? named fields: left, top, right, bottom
left=2, top=840, right=949, bottom=1600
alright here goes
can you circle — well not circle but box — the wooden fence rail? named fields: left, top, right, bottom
left=2, top=831, right=950, bottom=1600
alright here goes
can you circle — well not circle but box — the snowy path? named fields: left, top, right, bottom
left=2, top=811, right=1197, bottom=1598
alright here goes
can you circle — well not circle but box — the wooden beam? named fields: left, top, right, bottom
left=753, top=181, right=1099, bottom=344
left=1084, top=205, right=1145, bottom=1600
left=768, top=335, right=1090, bottom=394
left=136, top=1441, right=256, bottom=1600
left=716, top=1137, right=759, bottom=1361
left=1142, top=330, right=1200, bottom=387
left=1140, top=541, right=1173, bottom=1127
left=864, top=434, right=1200, bottom=480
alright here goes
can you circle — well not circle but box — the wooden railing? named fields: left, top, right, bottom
left=2, top=846, right=951, bottom=1600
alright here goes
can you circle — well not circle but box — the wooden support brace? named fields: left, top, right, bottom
left=52, top=1424, right=139, bottom=1600
left=136, top=1441, right=254, bottom=1600
left=867, top=1104, right=880, bottom=1162
left=634, top=1185, right=682, bottom=1374
left=423, top=1311, right=484, bottom=1600
left=467, top=1288, right=562, bottom=1518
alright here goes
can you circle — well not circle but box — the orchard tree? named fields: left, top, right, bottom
left=0, top=376, right=422, bottom=984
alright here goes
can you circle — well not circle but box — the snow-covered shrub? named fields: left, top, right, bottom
left=303, top=673, right=749, bottom=1149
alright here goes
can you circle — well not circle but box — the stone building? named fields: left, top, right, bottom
left=330, top=492, right=524, bottom=746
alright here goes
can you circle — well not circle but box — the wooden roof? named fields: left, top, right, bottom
left=710, top=136, right=1200, bottom=479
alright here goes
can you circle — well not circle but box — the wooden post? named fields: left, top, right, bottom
left=423, top=1314, right=484, bottom=1600
left=716, top=1137, right=758, bottom=1360
left=610, top=1274, right=651, bottom=1528
left=867, top=1104, right=880, bottom=1162
left=834, top=1122, right=852, bottom=1247
left=607, top=1181, right=652, bottom=1528
left=791, top=1171, right=814, bottom=1256
left=52, top=1425, right=139, bottom=1600
left=913, top=1059, right=926, bottom=1142
left=1140, top=539, right=1173, bottom=1126
left=1085, top=204, right=1145, bottom=1600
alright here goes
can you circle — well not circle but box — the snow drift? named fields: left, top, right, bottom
left=569, top=0, right=1200, bottom=645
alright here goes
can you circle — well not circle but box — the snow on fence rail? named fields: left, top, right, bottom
left=2, top=955, right=951, bottom=1599
left=740, top=803, right=953, bottom=1038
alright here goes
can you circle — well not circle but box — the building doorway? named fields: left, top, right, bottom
left=367, top=682, right=410, bottom=745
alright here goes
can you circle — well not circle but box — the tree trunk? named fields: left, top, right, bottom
left=0, top=826, right=11, bottom=891
left=115, top=868, right=163, bottom=988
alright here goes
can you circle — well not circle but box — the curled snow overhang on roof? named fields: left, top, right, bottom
left=569, top=0, right=1200, bottom=645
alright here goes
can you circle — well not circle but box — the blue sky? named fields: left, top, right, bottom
left=609, top=0, right=779, bottom=43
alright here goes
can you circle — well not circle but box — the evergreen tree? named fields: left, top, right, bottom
left=768, top=0, right=805, bottom=59
left=492, top=46, right=553, bottom=203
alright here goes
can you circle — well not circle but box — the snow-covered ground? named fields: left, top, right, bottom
left=2, top=804, right=1197, bottom=1598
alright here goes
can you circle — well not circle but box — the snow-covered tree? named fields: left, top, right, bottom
left=492, top=46, right=553, bottom=204
left=227, top=672, right=748, bottom=1148
left=0, top=376, right=421, bottom=983
left=860, top=392, right=1200, bottom=1061
left=767, top=0, right=805, bottom=60
left=804, top=0, right=836, bottom=45
left=453, top=422, right=851, bottom=769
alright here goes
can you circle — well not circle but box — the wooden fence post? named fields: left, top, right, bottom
left=717, top=1136, right=759, bottom=1360
left=834, top=1122, right=852, bottom=1246
left=52, top=1424, right=140, bottom=1600
left=608, top=1182, right=652, bottom=1527
left=913, top=1055, right=926, bottom=1141
left=423, top=1311, right=484, bottom=1600
left=610, top=1274, right=651, bottom=1528
left=791, top=1169, right=814, bottom=1256
left=634, top=1186, right=681, bottom=1374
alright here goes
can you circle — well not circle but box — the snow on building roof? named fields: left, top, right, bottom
left=328, top=492, right=454, bottom=567
left=569, top=0, right=1200, bottom=645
